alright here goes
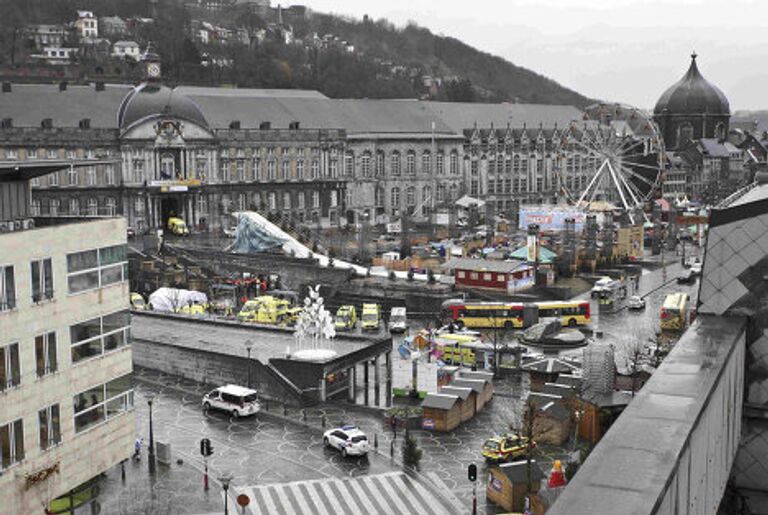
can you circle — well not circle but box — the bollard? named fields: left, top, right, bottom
left=374, top=434, right=378, bottom=450
left=321, top=415, right=326, bottom=428
left=121, top=460, right=126, bottom=482
left=390, top=440, right=395, bottom=457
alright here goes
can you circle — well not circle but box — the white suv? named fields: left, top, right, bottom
left=323, top=425, right=369, bottom=457
left=202, top=385, right=261, bottom=418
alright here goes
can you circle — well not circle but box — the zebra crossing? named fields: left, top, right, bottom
left=238, top=471, right=462, bottom=515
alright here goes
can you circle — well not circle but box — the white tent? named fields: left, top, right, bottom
left=148, top=287, right=208, bottom=313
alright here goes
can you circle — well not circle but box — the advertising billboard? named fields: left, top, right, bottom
left=519, top=207, right=588, bottom=231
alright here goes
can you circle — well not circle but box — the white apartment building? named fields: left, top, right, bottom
left=0, top=164, right=133, bottom=513
left=75, top=11, right=98, bottom=39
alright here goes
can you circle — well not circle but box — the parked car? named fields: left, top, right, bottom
left=481, top=434, right=534, bottom=462
left=202, top=385, right=261, bottom=418
left=334, top=305, right=357, bottom=331
left=626, top=295, right=646, bottom=310
left=677, top=269, right=696, bottom=284
left=690, top=259, right=703, bottom=276
left=323, top=425, right=369, bottom=457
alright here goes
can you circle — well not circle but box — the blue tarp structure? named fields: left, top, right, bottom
left=230, top=215, right=286, bottom=253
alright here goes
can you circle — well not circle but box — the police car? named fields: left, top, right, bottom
left=323, top=425, right=369, bottom=457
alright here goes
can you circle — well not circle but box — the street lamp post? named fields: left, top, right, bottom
left=244, top=341, right=253, bottom=389
left=218, top=472, right=234, bottom=515
left=147, top=394, right=156, bottom=475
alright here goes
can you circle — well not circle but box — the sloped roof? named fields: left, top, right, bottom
left=697, top=138, right=739, bottom=158
left=451, top=378, right=486, bottom=395
left=442, top=257, right=527, bottom=274
left=423, top=101, right=582, bottom=132
left=421, top=393, right=461, bottom=410
left=439, top=386, right=473, bottom=401
left=496, top=460, right=546, bottom=484
left=509, top=245, right=556, bottom=264
left=654, top=54, right=729, bottom=116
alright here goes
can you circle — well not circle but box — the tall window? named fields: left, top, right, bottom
left=31, top=199, right=41, bottom=216
left=35, top=332, right=57, bottom=377
left=406, top=151, right=416, bottom=175
left=252, top=158, right=261, bottom=181
left=238, top=193, right=247, bottom=212
left=296, top=160, right=305, bottom=180
left=66, top=245, right=128, bottom=294
left=391, top=187, right=400, bottom=208
left=70, top=310, right=130, bottom=364
left=236, top=161, right=245, bottom=182
left=312, top=191, right=320, bottom=209
left=280, top=161, right=289, bottom=181
left=31, top=258, right=53, bottom=302
left=436, top=152, right=444, bottom=175
left=49, top=171, right=59, bottom=187
left=330, top=190, right=338, bottom=208
left=69, top=198, right=79, bottom=216
left=375, top=187, right=384, bottom=207
left=68, top=167, right=78, bottom=185
left=86, top=167, right=96, bottom=186
left=87, top=198, right=98, bottom=216
left=268, top=192, right=276, bottom=210
left=421, top=152, right=431, bottom=174
left=0, top=266, right=15, bottom=311
left=375, top=151, right=385, bottom=177
left=391, top=152, right=401, bottom=176
left=329, top=159, right=338, bottom=178
left=106, top=198, right=116, bottom=216
left=422, top=186, right=432, bottom=215
left=283, top=192, right=291, bottom=210
left=73, top=373, right=134, bottom=433
left=39, top=404, right=61, bottom=451
left=197, top=195, right=208, bottom=214
left=1, top=342, right=21, bottom=391
left=361, top=152, right=371, bottom=177
left=267, top=161, right=276, bottom=180
left=105, top=165, right=115, bottom=185
left=50, top=199, right=59, bottom=216
left=297, top=192, right=305, bottom=209
left=437, top=183, right=446, bottom=202
left=406, top=186, right=416, bottom=207
left=0, top=419, right=24, bottom=469
left=344, top=152, right=355, bottom=176
left=311, top=160, right=319, bottom=179
left=450, top=151, right=459, bottom=175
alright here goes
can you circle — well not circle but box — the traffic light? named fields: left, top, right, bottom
left=200, top=438, right=213, bottom=457
left=468, top=463, right=477, bottom=482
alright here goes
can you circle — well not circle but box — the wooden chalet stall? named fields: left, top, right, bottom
left=451, top=378, right=487, bottom=412
left=441, top=257, right=534, bottom=294
left=439, top=386, right=476, bottom=421
left=459, top=370, right=494, bottom=404
left=421, top=393, right=462, bottom=432
left=486, top=460, right=546, bottom=513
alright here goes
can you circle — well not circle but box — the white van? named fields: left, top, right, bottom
left=202, top=384, right=261, bottom=418
left=389, top=307, right=407, bottom=333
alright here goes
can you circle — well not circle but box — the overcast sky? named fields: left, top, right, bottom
left=301, top=0, right=768, bottom=111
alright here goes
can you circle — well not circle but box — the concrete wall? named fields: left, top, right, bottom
left=0, top=217, right=133, bottom=514
left=131, top=338, right=307, bottom=406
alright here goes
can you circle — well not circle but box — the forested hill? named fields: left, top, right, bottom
left=0, top=0, right=595, bottom=106
left=299, top=13, right=594, bottom=107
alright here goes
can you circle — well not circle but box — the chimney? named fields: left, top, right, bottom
left=2, top=82, right=11, bottom=93
left=289, top=121, right=300, bottom=130
left=259, top=121, right=271, bottom=130
left=229, top=120, right=241, bottom=130
left=95, top=81, right=105, bottom=92
left=41, top=118, right=53, bottom=129
left=79, top=118, right=91, bottom=130
left=59, top=81, right=67, bottom=91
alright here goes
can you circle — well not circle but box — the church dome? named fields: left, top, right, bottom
left=118, top=83, right=208, bottom=130
left=653, top=54, right=729, bottom=116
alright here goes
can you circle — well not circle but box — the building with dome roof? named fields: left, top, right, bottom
left=653, top=53, right=731, bottom=151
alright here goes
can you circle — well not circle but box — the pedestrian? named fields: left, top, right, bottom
left=133, top=437, right=143, bottom=460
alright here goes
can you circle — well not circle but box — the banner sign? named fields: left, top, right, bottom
left=519, top=208, right=587, bottom=231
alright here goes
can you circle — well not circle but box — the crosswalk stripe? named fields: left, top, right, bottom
left=363, top=475, right=400, bottom=513
left=250, top=487, right=271, bottom=515
left=345, top=477, right=381, bottom=514
left=318, top=480, right=347, bottom=514
left=302, top=481, right=331, bottom=515
left=287, top=482, right=313, bottom=515
left=356, top=475, right=389, bottom=514
left=372, top=474, right=412, bottom=515
left=327, top=480, right=363, bottom=514
left=259, top=482, right=281, bottom=515
left=272, top=484, right=299, bottom=515
left=399, top=474, right=441, bottom=515
left=390, top=474, right=429, bottom=515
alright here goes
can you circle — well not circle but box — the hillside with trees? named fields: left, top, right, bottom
left=0, top=0, right=594, bottom=107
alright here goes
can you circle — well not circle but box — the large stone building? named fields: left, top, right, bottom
left=0, top=60, right=599, bottom=233
left=0, top=162, right=133, bottom=512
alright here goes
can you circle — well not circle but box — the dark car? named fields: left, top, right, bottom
left=677, top=269, right=696, bottom=284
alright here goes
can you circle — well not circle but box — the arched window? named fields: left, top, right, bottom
left=311, top=160, right=319, bottom=179
left=421, top=151, right=431, bottom=174
left=437, top=184, right=446, bottom=202
left=296, top=159, right=305, bottom=180
left=69, top=198, right=79, bottom=215
left=375, top=150, right=385, bottom=177
left=344, top=151, right=355, bottom=176
left=267, top=160, right=276, bottom=180
left=449, top=183, right=459, bottom=200
left=391, top=151, right=401, bottom=176
left=715, top=122, right=726, bottom=141
left=361, top=151, right=371, bottom=177
left=238, top=193, right=247, bottom=211
left=375, top=187, right=384, bottom=207
left=406, top=186, right=416, bottom=207
left=406, top=151, right=416, bottom=175
left=391, top=186, right=400, bottom=207
left=31, top=199, right=41, bottom=216
left=450, top=151, right=459, bottom=175
left=677, top=123, right=694, bottom=147
left=436, top=152, right=444, bottom=175
left=312, top=191, right=320, bottom=208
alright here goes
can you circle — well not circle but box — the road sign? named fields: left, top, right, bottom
left=236, top=494, right=250, bottom=507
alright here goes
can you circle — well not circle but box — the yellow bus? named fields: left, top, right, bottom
left=441, top=300, right=591, bottom=329
left=660, top=292, right=689, bottom=331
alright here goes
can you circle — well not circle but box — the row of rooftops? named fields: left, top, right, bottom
left=0, top=82, right=585, bottom=137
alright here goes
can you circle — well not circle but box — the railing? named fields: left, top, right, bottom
left=549, top=314, right=746, bottom=514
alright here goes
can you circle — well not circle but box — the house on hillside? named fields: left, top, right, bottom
left=112, top=41, right=141, bottom=61
left=75, top=11, right=98, bottom=39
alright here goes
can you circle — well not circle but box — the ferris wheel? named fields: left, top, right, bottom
left=559, top=103, right=665, bottom=224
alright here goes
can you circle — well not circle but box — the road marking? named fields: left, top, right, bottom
left=371, top=474, right=412, bottom=514
left=302, top=480, right=331, bottom=515
left=287, top=482, right=313, bottom=514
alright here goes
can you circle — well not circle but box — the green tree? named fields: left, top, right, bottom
left=402, top=430, right=422, bottom=470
